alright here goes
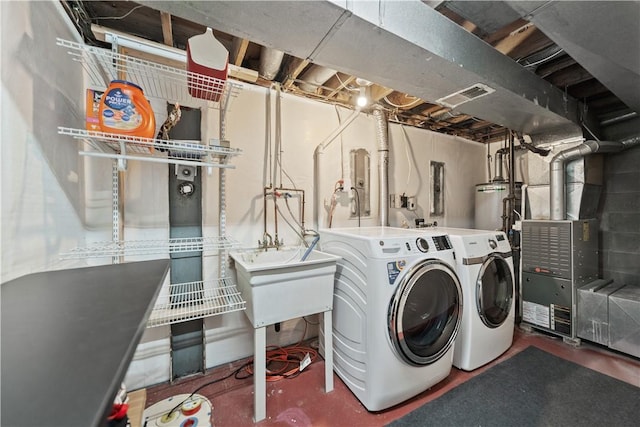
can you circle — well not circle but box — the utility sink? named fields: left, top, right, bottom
left=230, top=247, right=340, bottom=327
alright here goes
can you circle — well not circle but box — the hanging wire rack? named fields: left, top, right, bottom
left=56, top=38, right=242, bottom=107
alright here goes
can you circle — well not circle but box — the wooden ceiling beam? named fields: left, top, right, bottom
left=507, top=30, right=555, bottom=60
left=493, top=23, right=537, bottom=56
left=160, top=11, right=174, bottom=46
left=230, top=37, right=250, bottom=67
left=536, top=54, right=577, bottom=78
left=282, top=57, right=310, bottom=89
left=322, top=74, right=356, bottom=100
left=369, top=84, right=394, bottom=102
left=547, top=64, right=594, bottom=88
left=483, top=18, right=530, bottom=45
left=567, top=80, right=610, bottom=99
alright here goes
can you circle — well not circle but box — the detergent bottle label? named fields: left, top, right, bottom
left=98, top=80, right=156, bottom=139
left=101, top=87, right=143, bottom=131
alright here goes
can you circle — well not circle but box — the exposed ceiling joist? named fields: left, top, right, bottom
left=230, top=37, right=250, bottom=66
left=159, top=11, right=173, bottom=46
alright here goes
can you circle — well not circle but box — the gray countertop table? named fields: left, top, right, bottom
left=1, top=259, right=169, bottom=427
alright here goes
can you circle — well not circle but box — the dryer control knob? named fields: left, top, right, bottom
left=488, top=239, right=498, bottom=249
left=416, top=237, right=430, bottom=252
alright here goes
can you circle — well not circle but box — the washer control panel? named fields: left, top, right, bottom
left=374, top=234, right=453, bottom=255
left=416, top=237, right=430, bottom=252
left=432, top=235, right=452, bottom=251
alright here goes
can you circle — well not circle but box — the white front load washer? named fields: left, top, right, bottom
left=430, top=227, right=515, bottom=371
left=318, top=227, right=463, bottom=411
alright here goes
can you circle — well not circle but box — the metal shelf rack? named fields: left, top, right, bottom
left=58, top=37, right=246, bottom=326
left=147, top=278, right=246, bottom=328
left=60, top=236, right=239, bottom=259
left=58, top=127, right=241, bottom=169
left=56, top=38, right=241, bottom=109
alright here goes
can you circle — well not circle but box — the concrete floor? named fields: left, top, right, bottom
left=144, top=327, right=640, bottom=426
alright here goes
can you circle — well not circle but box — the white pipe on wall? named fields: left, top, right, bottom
left=373, top=107, right=389, bottom=227
left=313, top=108, right=362, bottom=230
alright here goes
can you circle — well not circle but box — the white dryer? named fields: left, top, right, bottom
left=318, top=227, right=463, bottom=411
left=430, top=227, right=515, bottom=371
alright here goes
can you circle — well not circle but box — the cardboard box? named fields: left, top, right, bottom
left=86, top=89, right=103, bottom=131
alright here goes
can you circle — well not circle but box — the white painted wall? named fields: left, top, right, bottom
left=3, top=1, right=488, bottom=390
left=1, top=0, right=88, bottom=281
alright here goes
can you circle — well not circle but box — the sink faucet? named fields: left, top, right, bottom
left=258, top=232, right=282, bottom=250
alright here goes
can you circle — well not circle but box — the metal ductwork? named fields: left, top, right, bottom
left=298, top=65, right=337, bottom=92
left=259, top=47, right=285, bottom=80
left=549, top=140, right=626, bottom=220
left=506, top=1, right=640, bottom=116
left=139, top=0, right=586, bottom=136
left=373, top=107, right=389, bottom=226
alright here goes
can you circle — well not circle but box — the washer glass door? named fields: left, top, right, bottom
left=477, top=255, right=513, bottom=328
left=388, top=259, right=462, bottom=366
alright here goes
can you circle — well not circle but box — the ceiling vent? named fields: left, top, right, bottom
left=436, top=83, right=496, bottom=108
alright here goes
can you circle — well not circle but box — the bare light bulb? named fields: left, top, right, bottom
left=356, top=86, right=368, bottom=107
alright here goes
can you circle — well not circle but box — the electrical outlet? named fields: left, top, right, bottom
left=407, top=196, right=417, bottom=211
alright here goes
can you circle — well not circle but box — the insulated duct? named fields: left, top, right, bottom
left=298, top=65, right=338, bottom=92
left=259, top=47, right=285, bottom=80
left=373, top=107, right=389, bottom=227
left=550, top=140, right=624, bottom=220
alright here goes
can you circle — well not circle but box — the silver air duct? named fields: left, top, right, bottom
left=374, top=107, right=389, bottom=226
left=621, top=134, right=640, bottom=149
left=259, top=47, right=285, bottom=80
left=550, top=140, right=624, bottom=220
left=298, top=65, right=337, bottom=93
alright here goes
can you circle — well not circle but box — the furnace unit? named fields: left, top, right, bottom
left=520, top=219, right=598, bottom=341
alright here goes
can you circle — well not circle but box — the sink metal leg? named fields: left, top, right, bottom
left=254, top=326, right=266, bottom=422
left=322, top=310, right=334, bottom=392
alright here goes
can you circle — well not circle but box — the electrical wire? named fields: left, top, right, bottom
left=335, top=106, right=345, bottom=181
left=237, top=320, right=317, bottom=382
left=383, top=94, right=422, bottom=109
left=92, top=4, right=144, bottom=20
left=164, top=359, right=254, bottom=418
left=327, top=180, right=343, bottom=228
left=401, top=125, right=413, bottom=192
left=166, top=320, right=317, bottom=417
left=334, top=74, right=360, bottom=92
left=275, top=200, right=306, bottom=244
left=520, top=47, right=565, bottom=68
left=351, top=187, right=361, bottom=227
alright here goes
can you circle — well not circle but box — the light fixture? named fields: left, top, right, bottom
left=356, top=86, right=368, bottom=107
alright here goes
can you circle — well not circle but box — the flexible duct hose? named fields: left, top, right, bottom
left=373, top=107, right=389, bottom=226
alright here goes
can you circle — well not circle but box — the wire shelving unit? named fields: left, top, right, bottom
left=57, top=38, right=247, bottom=326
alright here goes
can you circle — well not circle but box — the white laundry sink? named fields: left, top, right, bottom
left=230, top=247, right=340, bottom=327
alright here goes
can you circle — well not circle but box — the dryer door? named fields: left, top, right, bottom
left=476, top=254, right=513, bottom=328
left=388, top=259, right=462, bottom=366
